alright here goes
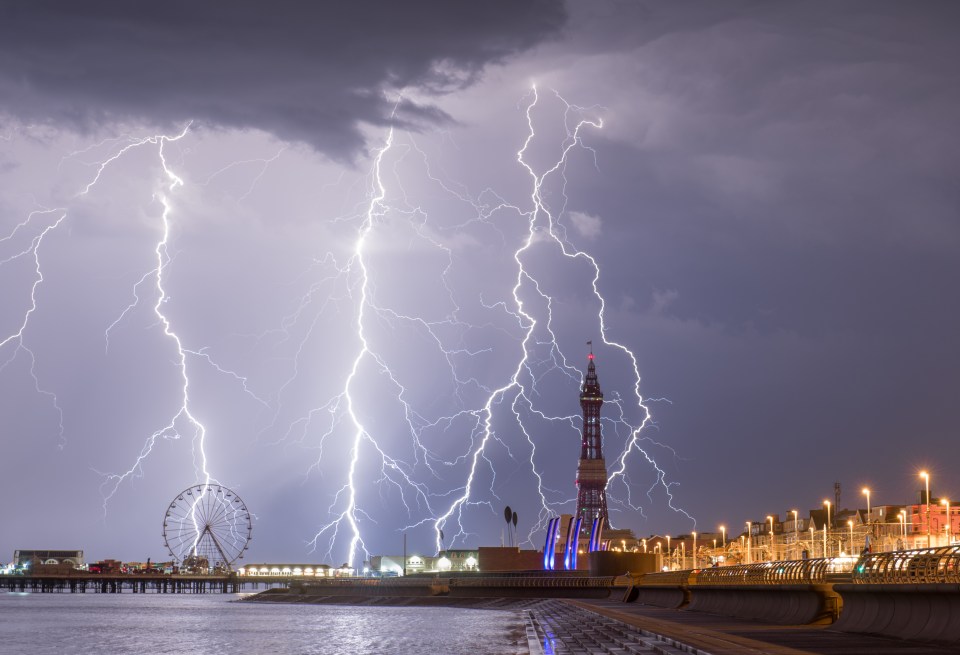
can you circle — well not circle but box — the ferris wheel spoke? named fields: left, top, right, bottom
left=205, top=500, right=231, bottom=527
left=209, top=525, right=243, bottom=551
left=200, top=526, right=232, bottom=564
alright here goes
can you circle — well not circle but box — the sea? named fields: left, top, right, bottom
left=0, top=592, right=530, bottom=655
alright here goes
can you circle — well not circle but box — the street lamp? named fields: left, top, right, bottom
left=809, top=527, right=815, bottom=558
left=666, top=536, right=671, bottom=568
left=642, top=538, right=647, bottom=553
left=898, top=510, right=907, bottom=540
left=920, top=471, right=931, bottom=547
left=791, top=510, right=800, bottom=560
left=720, top=525, right=726, bottom=550
left=823, top=500, right=831, bottom=558
left=862, top=487, right=871, bottom=525
left=745, top=521, right=752, bottom=564
left=848, top=520, right=854, bottom=555
left=767, top=515, right=775, bottom=562
left=692, top=531, right=697, bottom=569
left=942, top=498, right=951, bottom=545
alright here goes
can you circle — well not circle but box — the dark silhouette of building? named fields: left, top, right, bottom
left=576, top=348, right=609, bottom=530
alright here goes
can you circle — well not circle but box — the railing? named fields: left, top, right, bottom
left=450, top=576, right=614, bottom=588
left=695, top=557, right=856, bottom=585
left=639, top=557, right=858, bottom=587
left=636, top=570, right=694, bottom=586
left=301, top=577, right=439, bottom=587
left=295, top=576, right=615, bottom=589
left=853, top=545, right=960, bottom=584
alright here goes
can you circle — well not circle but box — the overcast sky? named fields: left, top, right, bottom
left=2, top=1, right=958, bottom=566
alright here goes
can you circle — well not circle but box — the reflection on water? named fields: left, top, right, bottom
left=0, top=593, right=528, bottom=655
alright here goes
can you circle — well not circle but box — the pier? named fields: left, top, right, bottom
left=0, top=573, right=292, bottom=594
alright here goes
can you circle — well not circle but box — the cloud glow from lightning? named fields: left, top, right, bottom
left=1, top=87, right=692, bottom=566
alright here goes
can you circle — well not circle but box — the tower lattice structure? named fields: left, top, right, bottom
left=576, top=349, right=609, bottom=530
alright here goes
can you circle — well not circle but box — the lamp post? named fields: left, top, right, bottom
left=767, top=515, right=775, bottom=562
left=862, top=487, right=871, bottom=536
left=720, top=525, right=726, bottom=550
left=823, top=500, right=831, bottom=558
left=942, top=498, right=951, bottom=545
left=809, top=527, right=815, bottom=558
left=792, top=510, right=800, bottom=560
left=666, top=535, right=671, bottom=569
left=642, top=538, right=647, bottom=553
left=899, top=510, right=907, bottom=540
left=920, top=471, right=930, bottom=547
left=692, top=531, right=697, bottom=569
left=745, top=521, right=752, bottom=564
left=848, top=520, right=854, bottom=555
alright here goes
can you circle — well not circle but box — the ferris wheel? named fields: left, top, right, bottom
left=162, top=484, right=252, bottom=571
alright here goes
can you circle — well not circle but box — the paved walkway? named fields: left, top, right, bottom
left=566, top=598, right=960, bottom=655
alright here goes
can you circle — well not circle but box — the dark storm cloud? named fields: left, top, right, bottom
left=0, top=1, right=566, bottom=158
left=552, top=0, right=960, bottom=319
left=539, top=1, right=960, bottom=525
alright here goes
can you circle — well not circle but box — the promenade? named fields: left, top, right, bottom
left=570, top=598, right=958, bottom=655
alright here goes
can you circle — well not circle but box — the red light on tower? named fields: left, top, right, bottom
left=588, top=353, right=594, bottom=360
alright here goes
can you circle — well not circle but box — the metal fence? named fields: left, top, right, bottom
left=853, top=545, right=960, bottom=584
left=694, top=557, right=856, bottom=585
left=634, top=570, right=693, bottom=586
left=450, top=576, right=615, bottom=588
left=640, top=557, right=858, bottom=586
left=298, top=575, right=615, bottom=589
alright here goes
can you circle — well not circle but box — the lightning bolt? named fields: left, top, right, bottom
left=0, top=209, right=68, bottom=447
left=76, top=125, right=225, bottom=514
left=3, top=85, right=693, bottom=567
left=429, top=85, right=696, bottom=547
left=292, top=86, right=693, bottom=565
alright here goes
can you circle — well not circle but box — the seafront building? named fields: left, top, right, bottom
left=13, top=549, right=84, bottom=570
left=237, top=563, right=336, bottom=577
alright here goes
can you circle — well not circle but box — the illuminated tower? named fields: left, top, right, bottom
left=576, top=347, right=609, bottom=529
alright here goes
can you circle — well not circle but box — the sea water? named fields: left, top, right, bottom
left=0, top=592, right=529, bottom=655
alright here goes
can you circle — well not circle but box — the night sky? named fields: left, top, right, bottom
left=2, top=1, right=958, bottom=566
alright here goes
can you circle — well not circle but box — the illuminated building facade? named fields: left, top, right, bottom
left=237, top=563, right=334, bottom=577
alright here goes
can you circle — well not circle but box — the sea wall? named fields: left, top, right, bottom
left=832, top=583, right=960, bottom=643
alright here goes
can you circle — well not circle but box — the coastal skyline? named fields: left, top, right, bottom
left=2, top=1, right=959, bottom=565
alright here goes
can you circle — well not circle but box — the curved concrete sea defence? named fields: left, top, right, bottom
left=622, top=584, right=687, bottom=608
left=685, top=584, right=837, bottom=625
left=832, top=583, right=960, bottom=644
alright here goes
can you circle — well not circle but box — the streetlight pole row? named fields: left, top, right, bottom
left=709, top=470, right=950, bottom=566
